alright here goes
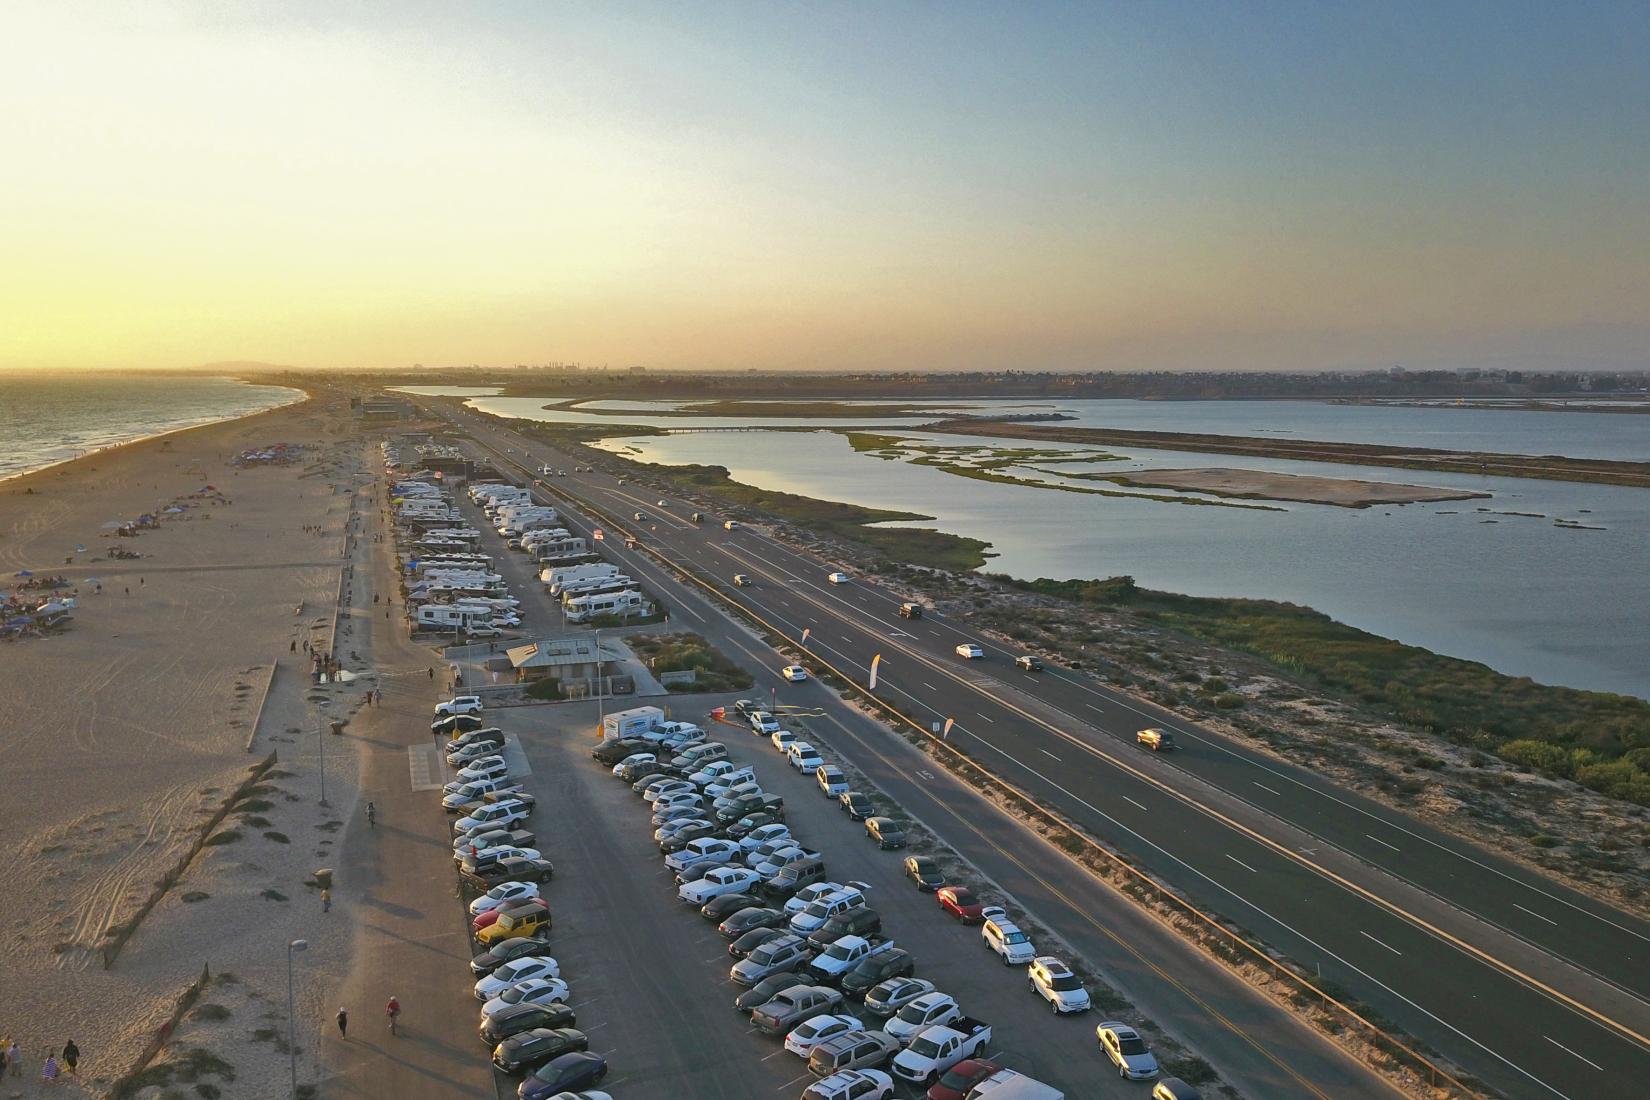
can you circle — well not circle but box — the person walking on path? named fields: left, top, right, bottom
left=61, top=1040, right=78, bottom=1075
left=0, top=1042, right=8, bottom=1076
left=385, top=996, right=400, bottom=1035
left=41, top=1053, right=59, bottom=1084
left=336, top=1008, right=348, bottom=1039
left=7, top=1038, right=21, bottom=1076
left=321, top=887, right=331, bottom=912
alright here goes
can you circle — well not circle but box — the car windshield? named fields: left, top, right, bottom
left=896, top=1001, right=933, bottom=1022
left=1004, top=931, right=1029, bottom=944
left=824, top=943, right=854, bottom=960
left=751, top=944, right=785, bottom=964
left=1116, top=1035, right=1148, bottom=1056
left=1049, top=974, right=1083, bottom=991
left=908, top=1036, right=943, bottom=1058
left=949, top=889, right=974, bottom=904
left=803, top=900, right=834, bottom=918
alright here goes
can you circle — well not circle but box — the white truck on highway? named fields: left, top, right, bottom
left=889, top=1017, right=992, bottom=1085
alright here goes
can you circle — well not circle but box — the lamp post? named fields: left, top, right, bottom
left=594, top=629, right=605, bottom=731
left=317, top=718, right=329, bottom=807
left=286, top=938, right=308, bottom=1100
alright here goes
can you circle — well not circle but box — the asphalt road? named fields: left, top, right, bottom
left=427, top=400, right=1650, bottom=1100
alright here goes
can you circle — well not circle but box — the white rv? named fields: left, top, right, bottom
left=556, top=575, right=634, bottom=600
left=543, top=562, right=619, bottom=593
left=564, top=589, right=648, bottom=623
left=413, top=605, right=492, bottom=631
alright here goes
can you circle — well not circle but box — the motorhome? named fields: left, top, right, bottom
left=563, top=589, right=648, bottom=623
left=530, top=537, right=589, bottom=561
left=555, top=575, right=634, bottom=601
left=602, top=706, right=666, bottom=741
left=519, top=527, right=573, bottom=548
left=413, top=605, right=493, bottom=631
left=542, top=562, right=619, bottom=593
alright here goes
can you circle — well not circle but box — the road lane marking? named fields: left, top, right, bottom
left=1225, top=854, right=1258, bottom=873
left=1544, top=1036, right=1604, bottom=1072
left=1123, top=796, right=1149, bottom=811
left=923, top=682, right=939, bottom=692
left=1039, top=749, right=1061, bottom=761
left=1364, top=833, right=1402, bottom=854
left=1359, top=930, right=1403, bottom=956
left=1516, top=903, right=1559, bottom=927
left=1252, top=781, right=1282, bottom=796
left=978, top=714, right=995, bottom=724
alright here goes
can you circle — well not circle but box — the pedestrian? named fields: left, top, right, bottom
left=41, top=1053, right=59, bottom=1084
left=336, top=1008, right=348, bottom=1039
left=61, top=1040, right=78, bottom=1075
left=321, top=887, right=331, bottom=912
left=290, top=639, right=296, bottom=653
left=0, top=1042, right=8, bottom=1077
left=6, top=1037, right=19, bottom=1076
left=428, top=667, right=434, bottom=680
left=124, top=587, right=129, bottom=596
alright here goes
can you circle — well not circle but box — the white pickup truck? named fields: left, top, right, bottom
left=805, top=935, right=896, bottom=984
left=890, top=1017, right=992, bottom=1085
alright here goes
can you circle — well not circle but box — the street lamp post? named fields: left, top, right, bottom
left=594, top=629, right=605, bottom=731
left=318, top=719, right=329, bottom=807
left=286, top=938, right=308, bottom=1100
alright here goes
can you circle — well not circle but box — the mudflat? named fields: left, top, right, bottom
left=1107, top=466, right=1492, bottom=507
left=0, top=390, right=374, bottom=1096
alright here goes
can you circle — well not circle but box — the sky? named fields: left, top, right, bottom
left=1, top=1, right=1646, bottom=374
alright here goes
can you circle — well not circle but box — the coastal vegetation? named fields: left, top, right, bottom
left=1000, top=575, right=1650, bottom=806
left=625, top=632, right=754, bottom=693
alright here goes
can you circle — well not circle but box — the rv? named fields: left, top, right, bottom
left=556, top=575, right=634, bottom=601
left=413, top=605, right=493, bottom=631
left=530, top=537, right=589, bottom=561
left=542, top=562, right=619, bottom=593
left=564, top=589, right=648, bottom=623
left=601, top=705, right=666, bottom=741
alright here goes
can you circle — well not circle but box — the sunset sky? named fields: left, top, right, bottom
left=2, top=1, right=1646, bottom=373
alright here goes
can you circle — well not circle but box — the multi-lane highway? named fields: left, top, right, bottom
left=425, top=399, right=1650, bottom=1099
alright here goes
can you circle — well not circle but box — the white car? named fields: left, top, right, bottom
left=473, top=956, right=560, bottom=1000
left=634, top=511, right=647, bottom=521
left=752, top=844, right=813, bottom=878
left=1029, top=956, right=1090, bottom=1013
left=790, top=744, right=824, bottom=772
left=784, top=881, right=846, bottom=915
left=803, top=1069, right=895, bottom=1100
left=744, top=837, right=803, bottom=868
left=737, top=823, right=793, bottom=853
left=882, top=992, right=962, bottom=1044
left=724, top=520, right=740, bottom=530
left=827, top=572, right=849, bottom=585
left=643, top=779, right=696, bottom=804
left=467, top=881, right=541, bottom=916
left=612, top=752, right=656, bottom=775
left=678, top=866, right=763, bottom=905
left=455, top=758, right=509, bottom=783
left=786, top=1013, right=865, bottom=1058
left=479, top=977, right=570, bottom=1019
left=656, top=500, right=668, bottom=507
left=954, top=643, right=984, bottom=660
left=782, top=665, right=808, bottom=682
left=453, top=800, right=530, bottom=835
left=767, top=729, right=795, bottom=753
left=664, top=837, right=742, bottom=873
left=434, top=695, right=484, bottom=717
left=447, top=741, right=504, bottom=766
left=749, top=710, right=781, bottom=734
left=982, top=918, right=1036, bottom=965
left=1097, top=1022, right=1160, bottom=1079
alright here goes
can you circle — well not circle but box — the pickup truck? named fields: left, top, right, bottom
left=750, top=985, right=847, bottom=1036
left=889, top=1017, right=992, bottom=1085
left=805, top=935, right=896, bottom=984
left=679, top=866, right=763, bottom=906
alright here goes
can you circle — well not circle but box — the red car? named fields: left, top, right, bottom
left=472, top=897, right=549, bottom=932
left=927, top=1059, right=1002, bottom=1100
left=936, top=885, right=985, bottom=922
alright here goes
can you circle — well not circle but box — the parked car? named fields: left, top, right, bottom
left=434, top=695, right=484, bottom=717
left=460, top=855, right=554, bottom=889
left=840, top=948, right=916, bottom=999
left=1028, top=956, right=1091, bottom=1013
left=660, top=822, right=721, bottom=852
left=817, top=765, right=849, bottom=798
left=479, top=977, right=571, bottom=1020
left=720, top=906, right=787, bottom=938
left=808, top=1031, right=902, bottom=1077
left=923, top=1058, right=1001, bottom=1100
left=737, top=823, right=794, bottom=853
left=839, top=791, right=875, bottom=820
left=681, top=867, right=764, bottom=905
left=883, top=993, right=961, bottom=1044
left=468, top=881, right=542, bottom=916
left=789, top=743, right=825, bottom=772
left=475, top=956, right=561, bottom=1001
left=491, top=1026, right=589, bottom=1074
left=732, top=934, right=818, bottom=985
left=729, top=926, right=789, bottom=960
left=890, top=1018, right=992, bottom=1086
left=517, top=1050, right=608, bottom=1099
left=471, top=935, right=554, bottom=978
left=865, top=817, right=907, bottom=849
left=478, top=1002, right=575, bottom=1047
left=785, top=1013, right=865, bottom=1059
left=1151, top=1079, right=1204, bottom=1100
left=904, top=857, right=944, bottom=891
left=805, top=1068, right=895, bottom=1100
left=861, top=976, right=936, bottom=1020
left=806, top=907, right=883, bottom=950
left=751, top=985, right=848, bottom=1036
left=772, top=729, right=799, bottom=753
left=936, top=886, right=984, bottom=922
left=726, top=810, right=784, bottom=837
left=982, top=918, right=1036, bottom=965
left=595, top=737, right=654, bottom=765
left=701, top=892, right=763, bottom=922
left=1097, top=1021, right=1160, bottom=1079
left=736, top=970, right=809, bottom=1012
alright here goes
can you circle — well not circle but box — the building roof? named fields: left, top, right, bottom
left=505, top=636, right=623, bottom=669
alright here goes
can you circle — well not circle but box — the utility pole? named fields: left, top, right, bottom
left=286, top=938, right=308, bottom=1099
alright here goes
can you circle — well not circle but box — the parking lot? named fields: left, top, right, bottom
left=485, top=693, right=1149, bottom=1099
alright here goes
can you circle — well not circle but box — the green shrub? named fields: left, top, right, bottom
left=523, top=677, right=562, bottom=701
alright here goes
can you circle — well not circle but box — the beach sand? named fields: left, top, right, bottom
left=0, top=388, right=386, bottom=1097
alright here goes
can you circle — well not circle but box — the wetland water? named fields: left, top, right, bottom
left=401, top=389, right=1649, bottom=697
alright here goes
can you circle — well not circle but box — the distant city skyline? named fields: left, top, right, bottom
left=2, top=1, right=1646, bottom=373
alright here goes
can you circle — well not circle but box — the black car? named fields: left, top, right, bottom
left=433, top=713, right=485, bottom=734
left=734, top=971, right=809, bottom=1014
left=519, top=1051, right=608, bottom=1099
left=701, top=892, right=761, bottom=921
left=721, top=808, right=773, bottom=832
left=865, top=817, right=907, bottom=849
left=491, top=1027, right=589, bottom=1074
left=617, top=759, right=675, bottom=783
left=478, top=1001, right=576, bottom=1046
left=904, top=856, right=944, bottom=891
left=838, top=791, right=875, bottom=820
left=594, top=737, right=653, bottom=765
left=660, top=822, right=720, bottom=852
left=728, top=926, right=787, bottom=959
left=719, top=906, right=786, bottom=938
left=805, top=907, right=883, bottom=950
left=461, top=855, right=555, bottom=890
left=471, top=935, right=555, bottom=978
left=839, top=948, right=915, bottom=998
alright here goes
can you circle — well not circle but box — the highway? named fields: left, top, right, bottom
left=425, top=399, right=1650, bottom=1099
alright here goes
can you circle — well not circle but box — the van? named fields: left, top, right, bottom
left=673, top=742, right=728, bottom=769
left=763, top=854, right=828, bottom=898
left=1136, top=728, right=1175, bottom=751
left=899, top=602, right=923, bottom=619
left=733, top=574, right=751, bottom=587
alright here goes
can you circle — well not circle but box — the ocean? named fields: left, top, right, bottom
left=0, top=372, right=305, bottom=482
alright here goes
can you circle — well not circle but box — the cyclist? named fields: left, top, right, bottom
left=385, top=995, right=400, bottom=1034
left=366, top=802, right=376, bottom=827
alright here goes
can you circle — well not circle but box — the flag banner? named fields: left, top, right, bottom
left=942, top=718, right=955, bottom=740
left=868, top=654, right=883, bottom=691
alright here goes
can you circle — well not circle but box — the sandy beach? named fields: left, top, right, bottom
left=0, top=388, right=383, bottom=1097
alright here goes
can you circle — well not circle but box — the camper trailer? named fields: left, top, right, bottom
left=542, top=562, right=619, bottom=593
left=563, top=589, right=648, bottom=623
left=601, top=705, right=666, bottom=741
left=556, top=575, right=634, bottom=601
